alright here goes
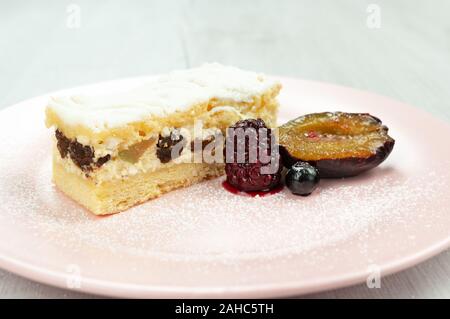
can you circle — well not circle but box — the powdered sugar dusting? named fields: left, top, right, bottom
left=0, top=150, right=445, bottom=263
left=1, top=102, right=449, bottom=267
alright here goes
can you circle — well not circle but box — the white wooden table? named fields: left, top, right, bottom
left=0, top=0, right=449, bottom=298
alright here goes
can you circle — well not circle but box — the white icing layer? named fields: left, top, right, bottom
left=47, top=63, right=278, bottom=131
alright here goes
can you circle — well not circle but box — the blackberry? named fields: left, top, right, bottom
left=224, top=119, right=282, bottom=192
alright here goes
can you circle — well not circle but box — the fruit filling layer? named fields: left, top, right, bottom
left=54, top=127, right=222, bottom=181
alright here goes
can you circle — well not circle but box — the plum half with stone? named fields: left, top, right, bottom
left=279, top=112, right=395, bottom=178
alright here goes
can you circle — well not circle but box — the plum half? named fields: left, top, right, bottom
left=279, top=112, right=395, bottom=178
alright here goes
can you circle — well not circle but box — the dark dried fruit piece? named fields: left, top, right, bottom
left=55, top=129, right=70, bottom=158
left=224, top=118, right=282, bottom=192
left=54, top=130, right=111, bottom=172
left=69, top=140, right=95, bottom=171
left=279, top=112, right=395, bottom=178
left=96, top=155, right=111, bottom=167
left=156, top=129, right=186, bottom=164
left=190, top=134, right=216, bottom=153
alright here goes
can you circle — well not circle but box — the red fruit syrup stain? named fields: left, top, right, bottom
left=222, top=181, right=283, bottom=197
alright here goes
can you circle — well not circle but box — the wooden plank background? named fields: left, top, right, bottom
left=0, top=0, right=449, bottom=298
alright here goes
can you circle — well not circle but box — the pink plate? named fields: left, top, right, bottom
left=0, top=76, right=449, bottom=298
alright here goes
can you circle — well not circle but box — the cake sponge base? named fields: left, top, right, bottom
left=53, top=160, right=224, bottom=215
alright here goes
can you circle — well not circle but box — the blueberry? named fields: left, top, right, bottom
left=286, top=162, right=320, bottom=196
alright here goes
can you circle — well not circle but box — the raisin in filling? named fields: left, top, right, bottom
left=68, top=140, right=95, bottom=170
left=96, top=154, right=111, bottom=167
left=55, top=130, right=111, bottom=172
left=55, top=129, right=70, bottom=158
left=190, top=134, right=216, bottom=153
left=156, top=129, right=185, bottom=163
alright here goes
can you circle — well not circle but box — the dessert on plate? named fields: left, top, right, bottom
left=45, top=63, right=281, bottom=215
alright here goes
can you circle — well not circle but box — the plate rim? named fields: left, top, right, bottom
left=0, top=236, right=448, bottom=298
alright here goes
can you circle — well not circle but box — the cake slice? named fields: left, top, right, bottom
left=45, top=63, right=281, bottom=215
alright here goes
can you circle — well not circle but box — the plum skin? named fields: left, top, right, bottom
left=280, top=139, right=395, bottom=178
